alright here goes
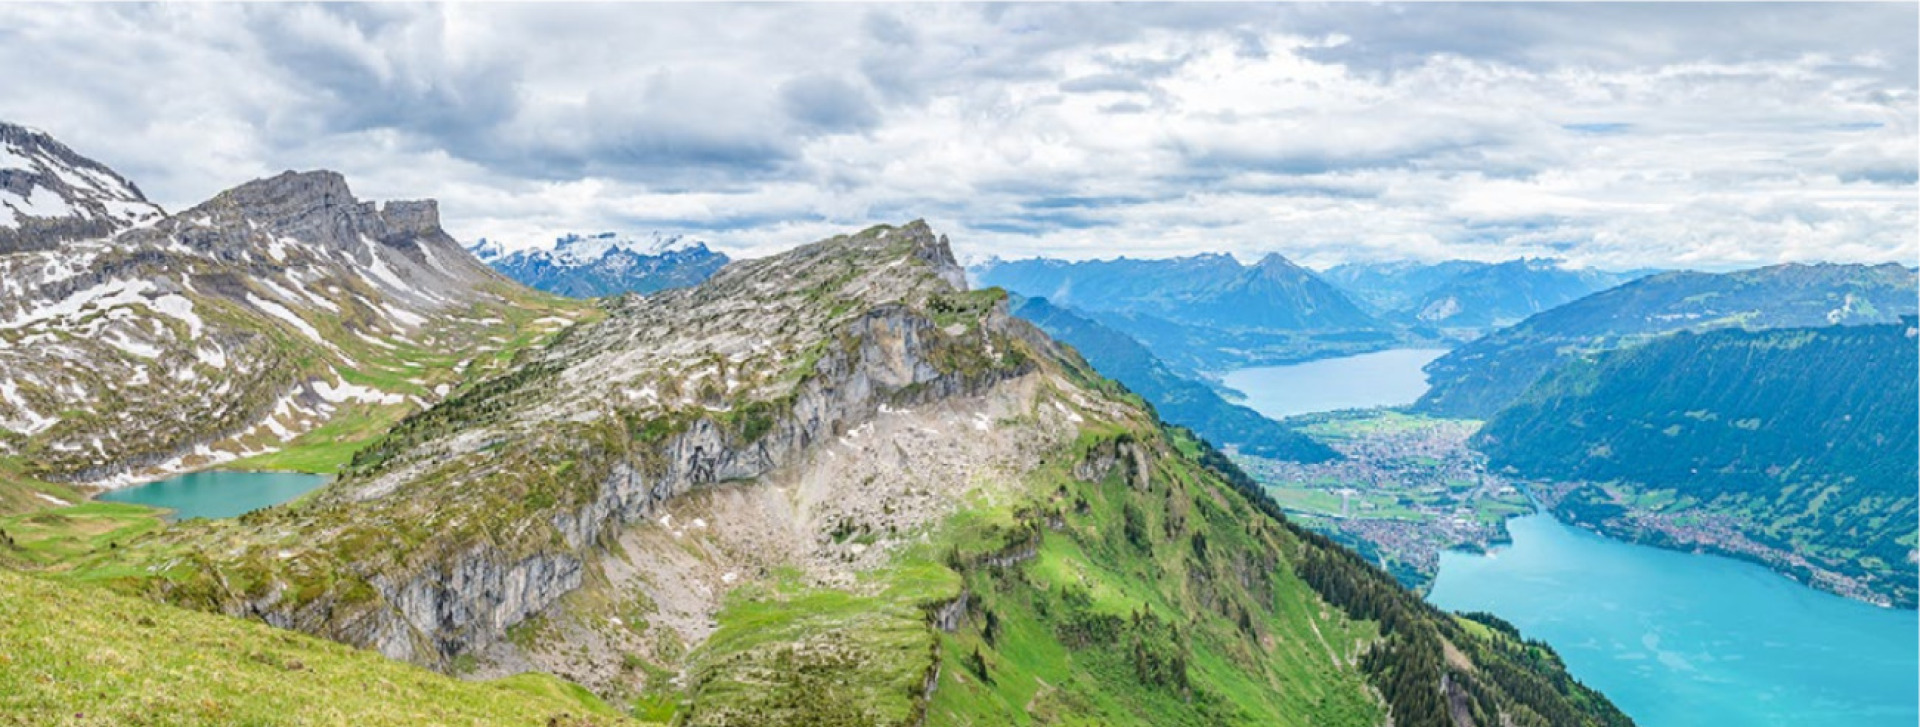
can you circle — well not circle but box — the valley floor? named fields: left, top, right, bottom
left=1233, top=411, right=1531, bottom=590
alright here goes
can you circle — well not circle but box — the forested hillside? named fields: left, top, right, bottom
left=1417, top=263, right=1918, bottom=418
left=1474, top=321, right=1919, bottom=606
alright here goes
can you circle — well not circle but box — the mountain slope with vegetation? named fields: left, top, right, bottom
left=45, top=222, right=1629, bottom=726
left=0, top=567, right=635, bottom=726
left=1474, top=321, right=1919, bottom=607
left=1416, top=263, right=1919, bottom=418
left=1009, top=294, right=1338, bottom=462
left=1320, top=260, right=1490, bottom=315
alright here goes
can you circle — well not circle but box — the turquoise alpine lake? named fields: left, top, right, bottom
left=1222, top=348, right=1449, bottom=419
left=1427, top=513, right=1919, bottom=727
left=98, top=470, right=329, bottom=520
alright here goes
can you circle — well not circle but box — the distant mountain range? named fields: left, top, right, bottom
left=468, top=231, right=729, bottom=298
left=973, top=253, right=1410, bottom=371
left=1474, top=320, right=1919, bottom=607
left=1009, top=295, right=1338, bottom=463
left=1322, top=258, right=1649, bottom=330
left=1416, top=262, right=1920, bottom=418
left=975, top=253, right=1383, bottom=331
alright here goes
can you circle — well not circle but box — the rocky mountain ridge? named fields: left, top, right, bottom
left=0, top=122, right=578, bottom=488
left=69, top=221, right=1632, bottom=727
left=0, top=123, right=165, bottom=253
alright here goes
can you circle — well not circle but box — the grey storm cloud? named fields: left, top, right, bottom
left=781, top=75, right=882, bottom=134
left=0, top=2, right=1909, bottom=269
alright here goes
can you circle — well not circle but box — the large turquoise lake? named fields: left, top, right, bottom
left=1223, top=348, right=1449, bottom=419
left=98, top=470, right=328, bottom=520
left=1428, top=514, right=1919, bottom=727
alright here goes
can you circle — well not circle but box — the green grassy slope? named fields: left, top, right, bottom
left=0, top=568, right=642, bottom=727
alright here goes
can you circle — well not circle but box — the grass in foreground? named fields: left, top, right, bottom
left=0, top=568, right=646, bottom=727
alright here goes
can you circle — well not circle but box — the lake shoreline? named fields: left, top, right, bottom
left=1530, top=481, right=1908, bottom=610
left=1429, top=512, right=1920, bottom=727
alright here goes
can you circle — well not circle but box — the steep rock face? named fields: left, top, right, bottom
left=0, top=123, right=560, bottom=487
left=0, top=122, right=164, bottom=253
left=147, top=222, right=1056, bottom=665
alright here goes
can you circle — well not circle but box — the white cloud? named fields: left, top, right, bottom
left=0, top=3, right=1909, bottom=270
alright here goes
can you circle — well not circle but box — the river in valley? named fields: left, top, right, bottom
left=98, top=470, right=329, bottom=520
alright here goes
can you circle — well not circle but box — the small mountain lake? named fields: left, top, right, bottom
left=97, top=470, right=329, bottom=520
left=1428, top=514, right=1919, bottom=727
left=1222, top=347, right=1449, bottom=419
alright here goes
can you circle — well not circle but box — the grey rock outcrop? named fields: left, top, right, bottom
left=184, top=221, right=1081, bottom=671
left=0, top=122, right=164, bottom=253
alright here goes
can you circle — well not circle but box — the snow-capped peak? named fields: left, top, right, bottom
left=466, top=238, right=510, bottom=263
left=0, top=121, right=166, bottom=244
left=470, top=231, right=712, bottom=268
left=553, top=232, right=704, bottom=262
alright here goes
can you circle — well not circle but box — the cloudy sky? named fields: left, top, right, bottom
left=0, top=3, right=1913, bottom=269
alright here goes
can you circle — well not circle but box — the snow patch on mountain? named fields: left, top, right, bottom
left=471, top=231, right=711, bottom=267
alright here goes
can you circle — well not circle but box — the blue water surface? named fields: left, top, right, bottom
left=1428, top=514, right=1920, bottom=727
left=99, top=470, right=328, bottom=520
left=1222, top=348, right=1448, bottom=419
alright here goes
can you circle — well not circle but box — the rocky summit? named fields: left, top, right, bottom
left=0, top=123, right=165, bottom=253
left=67, top=217, right=1630, bottom=727
left=0, top=122, right=582, bottom=489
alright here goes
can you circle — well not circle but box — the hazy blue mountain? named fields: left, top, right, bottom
left=973, top=253, right=1406, bottom=371
left=973, top=253, right=1385, bottom=332
left=1399, top=259, right=1645, bottom=329
left=469, top=232, right=729, bottom=298
left=1010, top=295, right=1339, bottom=463
left=1320, top=260, right=1491, bottom=313
left=1474, top=320, right=1919, bottom=606
left=1415, top=262, right=1919, bottom=418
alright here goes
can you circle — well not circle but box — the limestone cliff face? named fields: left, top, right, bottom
left=186, top=221, right=1069, bottom=668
